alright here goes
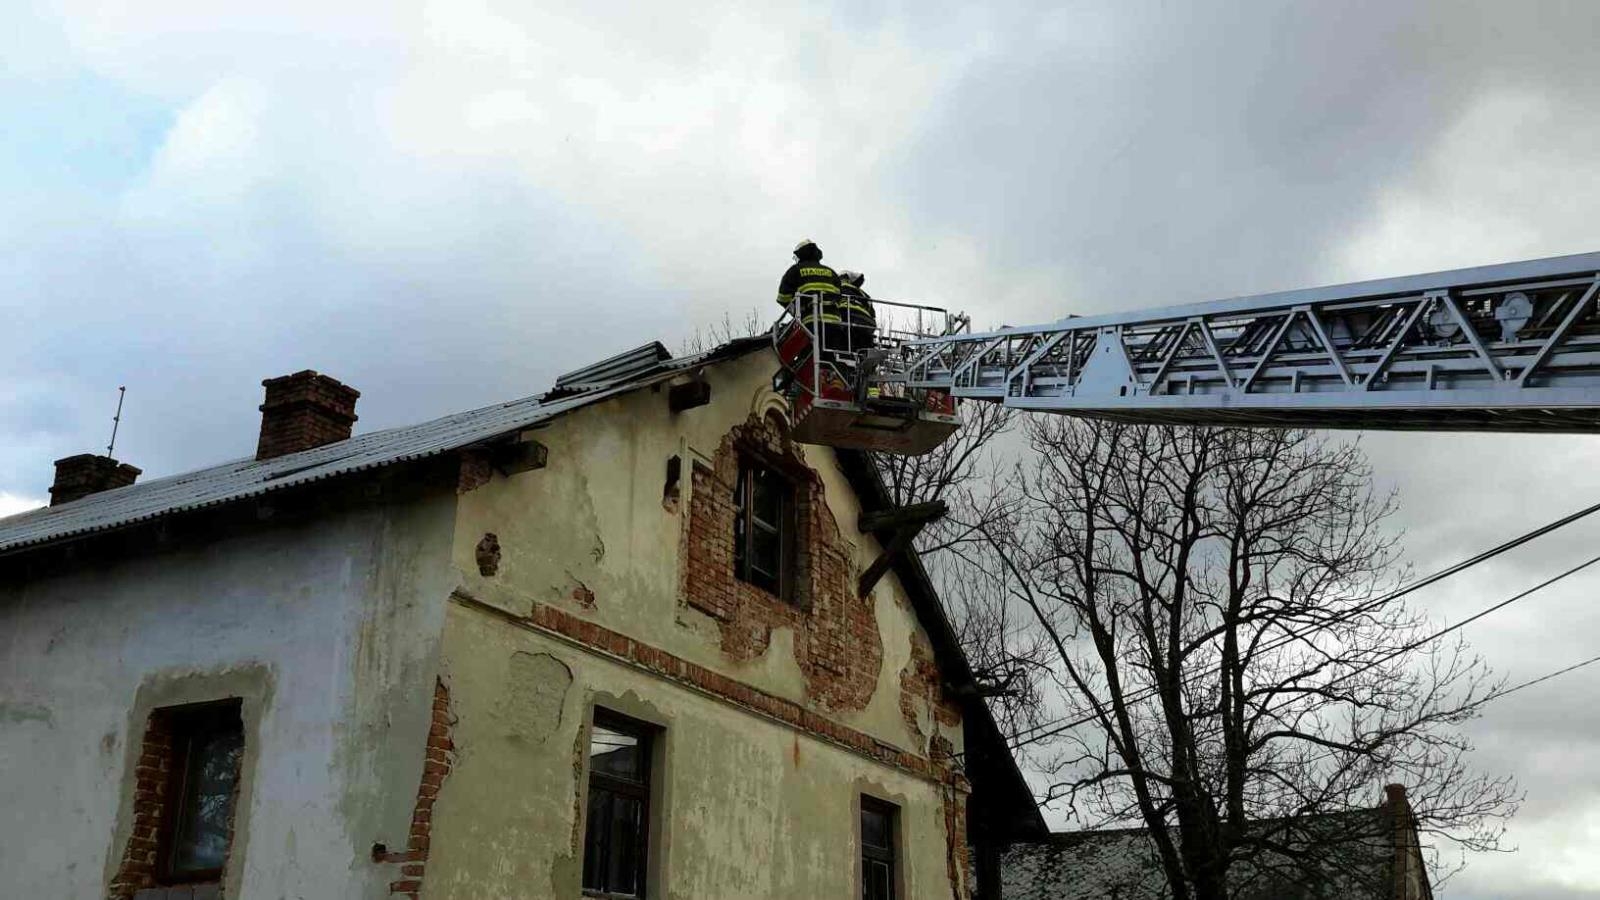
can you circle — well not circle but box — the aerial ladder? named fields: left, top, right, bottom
left=776, top=251, right=1600, bottom=453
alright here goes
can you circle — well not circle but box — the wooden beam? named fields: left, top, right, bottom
left=858, top=518, right=929, bottom=596
left=491, top=436, right=548, bottom=476
left=858, top=499, right=948, bottom=534
left=668, top=379, right=712, bottom=412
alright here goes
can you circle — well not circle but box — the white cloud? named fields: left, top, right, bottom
left=1458, top=803, right=1600, bottom=895
left=0, top=492, right=45, bottom=520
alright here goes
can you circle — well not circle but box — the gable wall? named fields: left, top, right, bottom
left=447, top=349, right=963, bottom=759
left=433, top=348, right=972, bottom=897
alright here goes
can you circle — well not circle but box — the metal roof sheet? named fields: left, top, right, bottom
left=1001, top=809, right=1397, bottom=900
left=0, top=337, right=769, bottom=556
left=553, top=341, right=672, bottom=393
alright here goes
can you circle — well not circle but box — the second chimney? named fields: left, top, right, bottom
left=256, top=370, right=360, bottom=460
left=50, top=454, right=141, bottom=506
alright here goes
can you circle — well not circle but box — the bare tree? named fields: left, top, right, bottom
left=988, top=418, right=1515, bottom=899
left=679, top=308, right=768, bottom=355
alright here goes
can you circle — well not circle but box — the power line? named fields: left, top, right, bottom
left=1000, top=496, right=1600, bottom=752
left=1213, top=649, right=1600, bottom=774
left=1010, top=553, right=1596, bottom=752
left=1312, top=550, right=1600, bottom=697
left=1473, top=651, right=1600, bottom=711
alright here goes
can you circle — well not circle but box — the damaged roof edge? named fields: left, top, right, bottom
left=833, top=447, right=1048, bottom=841
left=0, top=335, right=772, bottom=557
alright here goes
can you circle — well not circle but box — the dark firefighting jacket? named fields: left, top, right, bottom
left=776, top=262, right=843, bottom=324
left=838, top=282, right=876, bottom=327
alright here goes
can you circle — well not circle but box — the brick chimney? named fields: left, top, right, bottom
left=256, top=370, right=360, bottom=460
left=50, top=454, right=142, bottom=506
left=1384, top=783, right=1408, bottom=808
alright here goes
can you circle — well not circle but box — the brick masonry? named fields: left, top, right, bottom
left=899, top=628, right=964, bottom=750
left=941, top=780, right=972, bottom=897
left=108, top=713, right=178, bottom=899
left=379, top=679, right=456, bottom=898
left=255, top=370, right=359, bottom=461
left=108, top=707, right=242, bottom=900
left=50, top=453, right=141, bottom=506
left=680, top=415, right=884, bottom=711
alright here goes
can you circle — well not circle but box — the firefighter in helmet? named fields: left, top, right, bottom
left=776, top=239, right=847, bottom=355
left=837, top=270, right=877, bottom=355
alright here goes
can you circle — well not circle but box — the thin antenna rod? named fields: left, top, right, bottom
left=106, top=386, right=126, bottom=457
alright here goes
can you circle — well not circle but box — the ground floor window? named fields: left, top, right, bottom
left=861, top=795, right=899, bottom=900
left=161, top=701, right=246, bottom=882
left=110, top=698, right=245, bottom=900
left=583, top=709, right=656, bottom=898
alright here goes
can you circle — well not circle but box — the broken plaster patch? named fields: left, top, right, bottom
left=476, top=533, right=502, bottom=576
left=502, top=652, right=573, bottom=744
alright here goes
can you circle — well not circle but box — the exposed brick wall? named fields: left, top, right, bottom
left=681, top=416, right=883, bottom=711
left=379, top=679, right=456, bottom=898
left=899, top=629, right=964, bottom=751
left=941, top=781, right=972, bottom=900
left=108, top=714, right=178, bottom=899
left=108, top=706, right=245, bottom=899
left=456, top=449, right=493, bottom=494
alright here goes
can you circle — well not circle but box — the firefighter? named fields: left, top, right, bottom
left=837, top=270, right=877, bottom=355
left=776, top=239, right=847, bottom=355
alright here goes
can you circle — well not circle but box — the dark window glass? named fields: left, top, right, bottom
left=583, top=713, right=655, bottom=898
left=162, top=701, right=244, bottom=883
left=861, top=797, right=898, bottom=900
left=733, top=459, right=795, bottom=599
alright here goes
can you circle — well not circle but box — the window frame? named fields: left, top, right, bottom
left=582, top=708, right=658, bottom=899
left=155, top=699, right=245, bottom=886
left=732, top=454, right=798, bottom=602
left=860, top=795, right=900, bottom=900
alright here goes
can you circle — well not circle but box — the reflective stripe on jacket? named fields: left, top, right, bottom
left=839, top=284, right=876, bottom=326
left=777, top=262, right=844, bottom=323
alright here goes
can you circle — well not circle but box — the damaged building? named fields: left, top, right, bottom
left=0, top=337, right=1044, bottom=899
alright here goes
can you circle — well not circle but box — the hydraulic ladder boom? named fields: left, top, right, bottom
left=900, top=251, right=1600, bottom=432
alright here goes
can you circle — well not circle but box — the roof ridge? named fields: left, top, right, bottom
left=0, top=337, right=769, bottom=553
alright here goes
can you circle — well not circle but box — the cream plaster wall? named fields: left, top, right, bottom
left=428, top=602, right=963, bottom=900
left=448, top=349, right=963, bottom=760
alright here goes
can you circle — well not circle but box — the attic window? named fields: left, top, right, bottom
left=733, top=457, right=796, bottom=600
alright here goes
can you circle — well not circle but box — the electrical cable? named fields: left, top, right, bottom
left=997, top=497, right=1600, bottom=752
left=1471, top=651, right=1600, bottom=711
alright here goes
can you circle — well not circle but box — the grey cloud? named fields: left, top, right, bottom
left=5, top=2, right=1600, bottom=893
left=892, top=1, right=1600, bottom=323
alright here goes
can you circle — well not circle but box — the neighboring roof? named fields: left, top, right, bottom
left=835, top=448, right=1049, bottom=842
left=1002, top=827, right=1165, bottom=900
left=1002, top=804, right=1411, bottom=900
left=0, top=337, right=769, bottom=556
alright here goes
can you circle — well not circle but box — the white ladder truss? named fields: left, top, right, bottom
left=899, top=252, right=1600, bottom=432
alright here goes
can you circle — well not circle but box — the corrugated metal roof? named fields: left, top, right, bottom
left=1001, top=809, right=1397, bottom=900
left=553, top=341, right=672, bottom=394
left=0, top=337, right=769, bottom=556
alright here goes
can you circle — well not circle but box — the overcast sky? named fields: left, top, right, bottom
left=4, top=1, right=1599, bottom=895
